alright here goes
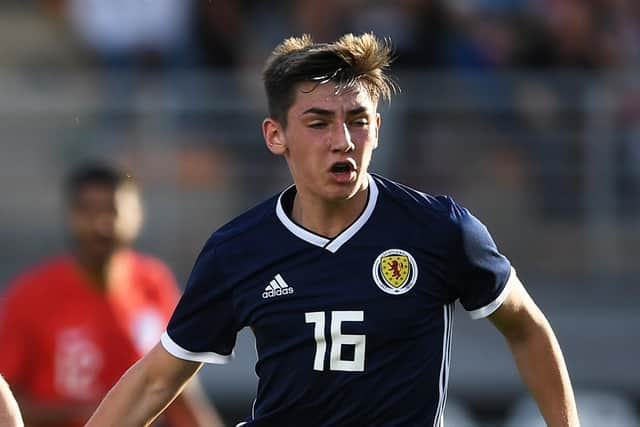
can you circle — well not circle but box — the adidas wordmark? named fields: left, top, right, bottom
left=262, top=274, right=294, bottom=299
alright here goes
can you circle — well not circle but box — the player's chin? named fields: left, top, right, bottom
left=84, top=239, right=118, bottom=260
left=324, top=182, right=361, bottom=201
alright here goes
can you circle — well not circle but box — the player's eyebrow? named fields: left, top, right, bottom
left=301, top=106, right=369, bottom=117
left=346, top=107, right=368, bottom=116
left=302, top=107, right=334, bottom=117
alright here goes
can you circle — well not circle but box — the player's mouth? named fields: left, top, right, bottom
left=329, top=161, right=357, bottom=183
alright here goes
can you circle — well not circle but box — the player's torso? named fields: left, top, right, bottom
left=25, top=259, right=168, bottom=403
left=227, top=181, right=456, bottom=425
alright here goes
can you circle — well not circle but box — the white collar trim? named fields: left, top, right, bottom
left=276, top=174, right=379, bottom=253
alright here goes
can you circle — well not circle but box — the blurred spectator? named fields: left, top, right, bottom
left=194, top=0, right=244, bottom=68
left=512, top=0, right=640, bottom=69
left=447, top=11, right=516, bottom=68
left=589, top=0, right=640, bottom=67
left=0, top=163, right=224, bottom=427
left=346, top=0, right=453, bottom=68
left=514, top=0, right=603, bottom=68
left=289, top=0, right=352, bottom=42
left=62, top=0, right=193, bottom=68
left=38, top=0, right=199, bottom=151
left=32, top=0, right=640, bottom=72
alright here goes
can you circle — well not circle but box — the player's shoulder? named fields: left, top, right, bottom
left=2, top=255, right=73, bottom=301
left=117, top=250, right=179, bottom=305
left=122, top=249, right=171, bottom=274
left=373, top=174, right=468, bottom=226
left=203, top=193, right=280, bottom=252
left=119, top=250, right=176, bottom=283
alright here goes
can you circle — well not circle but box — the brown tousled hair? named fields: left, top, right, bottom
left=262, top=33, right=398, bottom=127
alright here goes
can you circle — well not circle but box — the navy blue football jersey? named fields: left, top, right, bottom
left=161, top=174, right=514, bottom=426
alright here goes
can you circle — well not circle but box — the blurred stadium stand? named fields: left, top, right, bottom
left=1, top=1, right=639, bottom=425
left=504, top=390, right=640, bottom=427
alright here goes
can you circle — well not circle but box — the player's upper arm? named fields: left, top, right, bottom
left=143, top=343, right=203, bottom=391
left=487, top=274, right=548, bottom=342
left=0, top=374, right=23, bottom=427
left=85, top=344, right=203, bottom=426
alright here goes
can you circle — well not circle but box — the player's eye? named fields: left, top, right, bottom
left=350, top=118, right=369, bottom=127
left=308, top=121, right=328, bottom=129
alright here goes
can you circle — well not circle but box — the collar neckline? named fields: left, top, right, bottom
left=276, top=174, right=379, bottom=253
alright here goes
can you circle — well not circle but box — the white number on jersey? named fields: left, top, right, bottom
left=305, top=310, right=365, bottom=372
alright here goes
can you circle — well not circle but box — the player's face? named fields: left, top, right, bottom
left=67, top=184, right=143, bottom=263
left=264, top=82, right=380, bottom=202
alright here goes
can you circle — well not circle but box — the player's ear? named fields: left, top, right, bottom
left=263, top=118, right=287, bottom=155
left=372, top=113, right=381, bottom=150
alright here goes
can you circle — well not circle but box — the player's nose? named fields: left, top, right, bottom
left=331, top=122, right=355, bottom=153
left=91, top=211, right=117, bottom=236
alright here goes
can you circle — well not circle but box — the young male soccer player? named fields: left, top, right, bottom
left=86, top=34, right=580, bottom=426
left=0, top=374, right=23, bottom=427
left=0, top=164, right=223, bottom=427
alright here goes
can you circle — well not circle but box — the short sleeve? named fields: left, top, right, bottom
left=161, top=237, right=240, bottom=364
left=0, top=287, right=32, bottom=384
left=447, top=202, right=513, bottom=319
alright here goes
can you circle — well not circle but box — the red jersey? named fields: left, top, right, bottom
left=0, top=250, right=180, bottom=427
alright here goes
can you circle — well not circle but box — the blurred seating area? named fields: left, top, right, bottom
left=503, top=390, right=640, bottom=427
left=0, top=1, right=639, bottom=425
left=2, top=0, right=640, bottom=70
left=435, top=390, right=640, bottom=426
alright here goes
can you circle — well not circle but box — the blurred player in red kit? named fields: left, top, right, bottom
left=0, top=163, right=224, bottom=427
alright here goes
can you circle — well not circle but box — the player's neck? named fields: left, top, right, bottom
left=291, top=186, right=369, bottom=238
left=73, top=251, right=114, bottom=291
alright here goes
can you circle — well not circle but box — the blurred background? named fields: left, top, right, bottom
left=1, top=0, right=639, bottom=425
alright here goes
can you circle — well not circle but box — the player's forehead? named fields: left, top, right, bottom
left=71, top=183, right=136, bottom=208
left=289, top=81, right=376, bottom=116
left=73, top=183, right=115, bottom=200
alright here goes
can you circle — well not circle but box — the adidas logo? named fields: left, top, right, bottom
left=262, top=274, right=294, bottom=299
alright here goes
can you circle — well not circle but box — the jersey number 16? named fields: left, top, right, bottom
left=305, top=311, right=365, bottom=372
